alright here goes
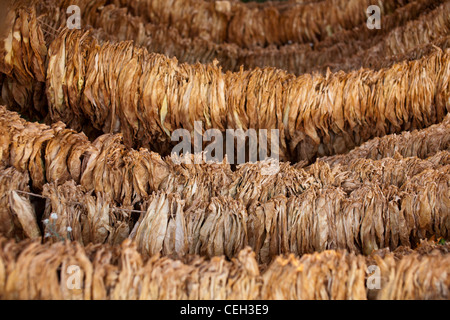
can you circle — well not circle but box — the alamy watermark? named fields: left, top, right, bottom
left=170, top=121, right=280, bottom=175
left=366, top=265, right=381, bottom=290
left=367, top=5, right=381, bottom=30
left=67, top=5, right=81, bottom=29
left=66, top=265, right=82, bottom=290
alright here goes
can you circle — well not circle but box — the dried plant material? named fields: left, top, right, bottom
left=363, top=35, right=450, bottom=71
left=0, top=167, right=33, bottom=240
left=310, top=1, right=450, bottom=74
left=159, top=154, right=233, bottom=209
left=132, top=192, right=187, bottom=258
left=42, top=180, right=131, bottom=246
left=31, top=0, right=443, bottom=76
left=2, top=239, right=94, bottom=300
left=334, top=151, right=450, bottom=190
left=0, top=4, right=47, bottom=116
left=45, top=28, right=450, bottom=163
left=111, top=0, right=405, bottom=48
left=139, top=248, right=261, bottom=300
left=42, top=181, right=86, bottom=243
left=0, top=0, right=446, bottom=136
left=400, top=167, right=450, bottom=242
left=9, top=191, right=40, bottom=239
left=109, top=240, right=144, bottom=300
left=2, top=4, right=449, bottom=163
left=1, top=238, right=448, bottom=300
left=247, top=196, right=289, bottom=264
left=320, top=114, right=450, bottom=168
left=138, top=255, right=198, bottom=300
left=132, top=193, right=248, bottom=260
left=249, top=172, right=448, bottom=260
left=374, top=251, right=450, bottom=300
left=261, top=250, right=367, bottom=300
left=0, top=106, right=448, bottom=258
left=229, top=161, right=316, bottom=208
left=0, top=106, right=171, bottom=205
left=198, top=196, right=248, bottom=259
left=0, top=5, right=46, bottom=82
left=306, top=150, right=450, bottom=194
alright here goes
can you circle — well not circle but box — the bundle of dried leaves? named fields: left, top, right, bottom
left=0, top=237, right=448, bottom=300
left=45, top=29, right=450, bottom=162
